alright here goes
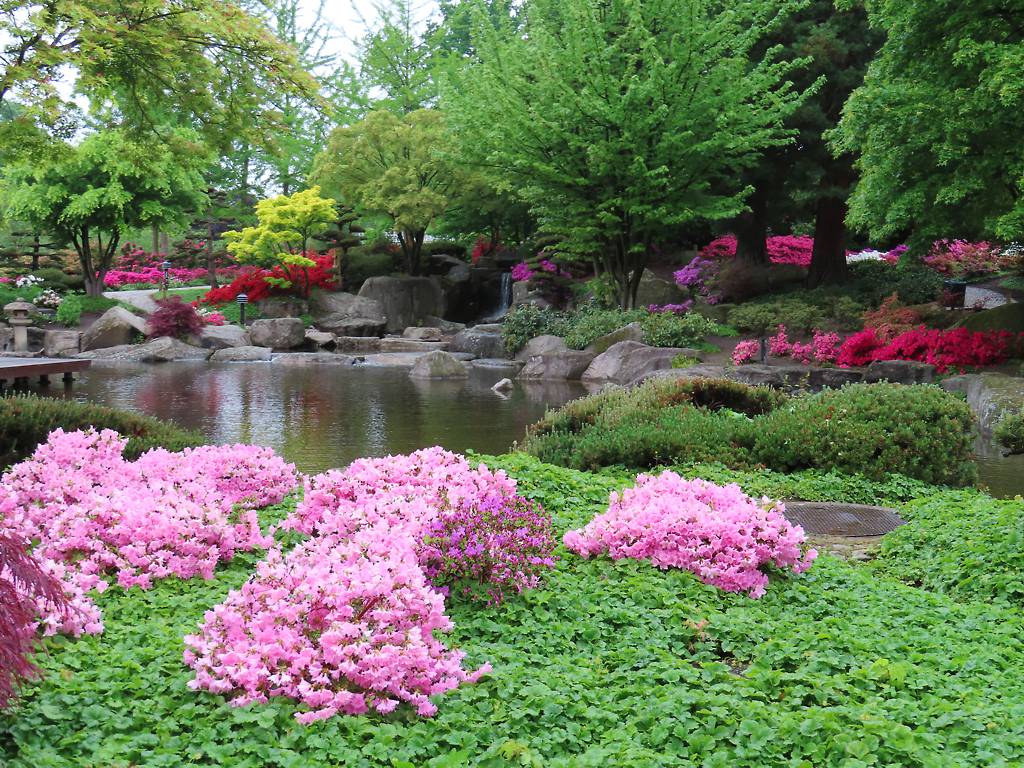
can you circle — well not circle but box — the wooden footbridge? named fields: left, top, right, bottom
left=0, top=357, right=91, bottom=388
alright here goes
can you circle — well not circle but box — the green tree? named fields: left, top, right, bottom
left=445, top=0, right=808, bottom=308
left=2, top=129, right=208, bottom=295
left=313, top=109, right=460, bottom=276
left=0, top=0, right=317, bottom=142
left=837, top=0, right=1024, bottom=249
left=356, top=0, right=437, bottom=114
left=223, top=186, right=336, bottom=294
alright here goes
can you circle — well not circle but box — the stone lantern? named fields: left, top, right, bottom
left=4, top=297, right=35, bottom=352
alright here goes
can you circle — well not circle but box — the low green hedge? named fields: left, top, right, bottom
left=0, top=395, right=204, bottom=467
left=523, top=380, right=977, bottom=486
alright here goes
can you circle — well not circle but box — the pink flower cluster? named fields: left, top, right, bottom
left=647, top=301, right=694, bottom=315
left=563, top=472, right=817, bottom=598
left=104, top=267, right=209, bottom=288
left=0, top=429, right=297, bottom=635
left=510, top=263, right=533, bottom=282
left=731, top=339, right=761, bottom=365
left=923, top=240, right=1017, bottom=277
left=699, top=235, right=816, bottom=267
left=733, top=326, right=840, bottom=366
left=187, top=448, right=553, bottom=721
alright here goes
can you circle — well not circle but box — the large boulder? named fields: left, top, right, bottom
left=423, top=315, right=465, bottom=334
left=409, top=350, right=469, bottom=379
left=309, top=290, right=387, bottom=337
left=635, top=269, right=688, bottom=308
left=450, top=327, right=506, bottom=359
left=211, top=345, right=273, bottom=362
left=358, top=276, right=446, bottom=332
left=941, top=372, right=1024, bottom=438
left=517, top=350, right=597, bottom=380
left=379, top=338, right=448, bottom=353
left=585, top=322, right=645, bottom=354
left=514, top=335, right=568, bottom=362
left=200, top=324, right=250, bottom=350
left=79, top=337, right=211, bottom=362
left=334, top=336, right=382, bottom=353
left=81, top=307, right=148, bottom=351
left=256, top=297, right=308, bottom=318
left=582, top=341, right=700, bottom=386
left=863, top=360, right=935, bottom=385
left=635, top=364, right=730, bottom=386
left=304, top=328, right=336, bottom=348
left=272, top=352, right=355, bottom=366
left=43, top=330, right=81, bottom=358
left=402, top=326, right=443, bottom=342
left=248, top=318, right=306, bottom=350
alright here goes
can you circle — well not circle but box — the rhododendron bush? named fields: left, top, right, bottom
left=699, top=235, right=815, bottom=267
left=0, top=429, right=297, bottom=637
left=201, top=253, right=336, bottom=305
left=563, top=472, right=816, bottom=598
left=836, top=327, right=1023, bottom=372
left=732, top=326, right=840, bottom=366
left=186, top=448, right=556, bottom=721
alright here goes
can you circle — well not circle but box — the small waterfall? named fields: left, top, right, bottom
left=497, top=272, right=513, bottom=315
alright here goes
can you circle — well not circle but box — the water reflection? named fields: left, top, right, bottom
left=49, top=362, right=586, bottom=474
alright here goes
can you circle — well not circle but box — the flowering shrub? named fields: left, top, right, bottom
left=104, top=267, right=209, bottom=288
left=14, top=275, right=43, bottom=289
left=923, top=240, right=1015, bottom=277
left=184, top=524, right=491, bottom=722
left=647, top=301, right=694, bottom=315
left=836, top=326, right=1023, bottom=372
left=32, top=289, right=63, bottom=309
left=146, top=297, right=205, bottom=340
left=196, top=308, right=226, bottom=326
left=201, top=254, right=336, bottom=305
left=563, top=472, right=816, bottom=598
left=861, top=294, right=923, bottom=341
left=731, top=339, right=761, bottom=365
left=422, top=495, right=557, bottom=604
left=2, top=429, right=296, bottom=606
left=188, top=448, right=551, bottom=720
left=699, top=235, right=815, bottom=267
left=510, top=262, right=533, bottom=282
left=732, top=326, right=840, bottom=366
left=846, top=246, right=904, bottom=264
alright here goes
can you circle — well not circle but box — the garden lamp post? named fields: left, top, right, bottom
left=237, top=293, right=248, bottom=326
left=160, top=260, right=172, bottom=299
left=3, top=297, right=34, bottom=352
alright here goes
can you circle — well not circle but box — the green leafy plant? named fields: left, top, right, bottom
left=995, top=409, right=1024, bottom=455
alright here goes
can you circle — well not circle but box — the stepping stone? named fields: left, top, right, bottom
left=782, top=502, right=906, bottom=537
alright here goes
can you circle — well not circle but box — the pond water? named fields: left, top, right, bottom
left=51, top=362, right=586, bottom=474
left=35, top=361, right=1024, bottom=497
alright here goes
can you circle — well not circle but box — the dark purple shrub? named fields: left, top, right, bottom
left=0, top=533, right=69, bottom=708
left=146, top=297, right=205, bottom=340
left=421, top=495, right=557, bottom=604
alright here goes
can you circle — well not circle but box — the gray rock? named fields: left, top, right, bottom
left=402, top=326, right=443, bottom=342
left=517, top=350, right=598, bottom=380
left=450, top=328, right=505, bottom=359
left=515, top=335, right=568, bottom=362
left=43, top=329, right=81, bottom=358
left=358, top=276, right=446, bottom=333
left=729, top=364, right=811, bottom=390
left=585, top=322, right=645, bottom=355
left=471, top=358, right=524, bottom=373
left=272, top=352, right=355, bottom=365
left=635, top=269, right=688, bottom=308
left=634, top=364, right=730, bottom=385
left=256, top=297, right=308, bottom=318
left=201, top=324, right=250, bottom=350
left=379, top=338, right=449, bottom=353
left=81, top=307, right=148, bottom=351
left=80, top=337, right=211, bottom=362
left=472, top=323, right=504, bottom=334
left=492, top=377, right=514, bottom=392
left=249, top=318, right=306, bottom=350
left=807, top=368, right=864, bottom=390
left=309, top=290, right=387, bottom=337
left=305, top=329, right=336, bottom=348
left=334, top=336, right=382, bottom=353
left=0, top=326, right=12, bottom=352
left=864, top=360, right=936, bottom=385
left=582, top=341, right=700, bottom=386
left=211, top=345, right=273, bottom=362
left=409, top=350, right=469, bottom=379
left=941, top=372, right=1024, bottom=438
left=422, top=315, right=466, bottom=334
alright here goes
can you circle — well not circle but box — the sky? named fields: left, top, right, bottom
left=313, top=0, right=440, bottom=62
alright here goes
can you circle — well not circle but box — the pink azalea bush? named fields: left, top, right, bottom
left=187, top=448, right=555, bottom=721
left=104, top=267, right=209, bottom=288
left=647, top=301, right=694, bottom=315
left=511, top=263, right=534, bottom=282
left=733, top=326, right=840, bottom=366
left=731, top=339, right=761, bottom=365
left=563, top=472, right=817, bottom=598
left=922, top=240, right=1016, bottom=277
left=0, top=429, right=297, bottom=623
left=699, top=235, right=816, bottom=267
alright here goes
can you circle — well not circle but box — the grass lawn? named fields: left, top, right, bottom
left=2, top=456, right=1023, bottom=766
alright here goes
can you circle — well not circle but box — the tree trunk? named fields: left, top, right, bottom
left=807, top=195, right=849, bottom=288
left=206, top=221, right=219, bottom=289
left=30, top=232, right=40, bottom=270
left=151, top=223, right=160, bottom=255
left=734, top=185, right=769, bottom=266
left=160, top=232, right=170, bottom=256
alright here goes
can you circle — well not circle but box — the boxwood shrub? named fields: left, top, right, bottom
left=0, top=395, right=203, bottom=467
left=522, top=379, right=977, bottom=486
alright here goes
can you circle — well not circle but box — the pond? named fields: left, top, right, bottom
left=51, top=362, right=586, bottom=474
left=36, top=361, right=1024, bottom=497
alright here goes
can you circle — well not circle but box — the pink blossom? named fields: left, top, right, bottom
left=731, top=340, right=760, bottom=365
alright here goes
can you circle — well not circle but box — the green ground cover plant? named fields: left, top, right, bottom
left=523, top=379, right=977, bottom=486
left=0, top=395, right=203, bottom=467
left=3, top=458, right=1023, bottom=767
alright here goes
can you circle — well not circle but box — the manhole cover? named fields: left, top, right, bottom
left=782, top=502, right=906, bottom=538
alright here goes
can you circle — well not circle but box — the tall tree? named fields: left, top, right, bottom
left=2, top=129, right=209, bottom=295
left=446, top=0, right=808, bottom=308
left=356, top=0, right=437, bottom=114
left=313, top=109, right=461, bottom=276
left=0, top=1, right=317, bottom=143
left=837, top=0, right=1024, bottom=249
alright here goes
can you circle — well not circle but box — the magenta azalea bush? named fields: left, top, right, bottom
left=104, top=267, right=209, bottom=288
left=187, top=448, right=556, bottom=721
left=563, top=472, right=816, bottom=598
left=733, top=326, right=840, bottom=366
left=0, top=429, right=297, bottom=637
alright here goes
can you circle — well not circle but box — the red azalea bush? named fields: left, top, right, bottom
left=861, top=294, right=924, bottom=341
left=147, top=297, right=206, bottom=340
left=201, top=254, right=336, bottom=305
left=837, top=326, right=1023, bottom=372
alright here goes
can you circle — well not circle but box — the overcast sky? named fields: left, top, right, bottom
left=313, top=0, right=440, bottom=62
